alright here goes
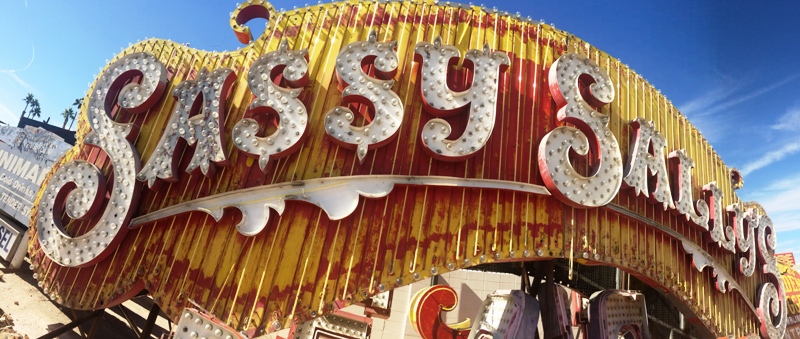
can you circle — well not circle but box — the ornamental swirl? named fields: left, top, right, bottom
left=36, top=52, right=167, bottom=267
left=756, top=214, right=786, bottom=339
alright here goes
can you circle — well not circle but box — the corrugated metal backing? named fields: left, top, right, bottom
left=27, top=1, right=769, bottom=337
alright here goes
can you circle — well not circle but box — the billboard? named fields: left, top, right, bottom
left=0, top=126, right=70, bottom=265
left=27, top=1, right=786, bottom=338
left=0, top=217, right=23, bottom=262
left=782, top=263, right=800, bottom=338
left=778, top=252, right=796, bottom=267
left=0, top=125, right=70, bottom=224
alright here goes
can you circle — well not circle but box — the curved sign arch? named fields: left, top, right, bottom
left=28, top=1, right=784, bottom=338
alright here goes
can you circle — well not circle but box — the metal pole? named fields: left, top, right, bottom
left=116, top=305, right=142, bottom=338
left=139, top=302, right=162, bottom=339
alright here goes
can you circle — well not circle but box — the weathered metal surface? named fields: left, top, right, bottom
left=780, top=263, right=800, bottom=337
left=175, top=308, right=244, bottom=339
left=289, top=310, right=372, bottom=339
left=588, top=290, right=650, bottom=339
left=27, top=1, right=785, bottom=338
left=466, top=289, right=538, bottom=339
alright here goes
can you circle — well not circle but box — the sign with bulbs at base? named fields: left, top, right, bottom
left=27, top=1, right=786, bottom=338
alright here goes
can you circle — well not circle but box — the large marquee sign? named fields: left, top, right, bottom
left=28, top=1, right=785, bottom=338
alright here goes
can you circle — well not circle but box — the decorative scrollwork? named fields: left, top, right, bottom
left=588, top=290, right=650, bottom=339
left=230, top=0, right=276, bottom=45
left=409, top=285, right=470, bottom=339
left=37, top=52, right=167, bottom=267
left=129, top=175, right=549, bottom=236
left=756, top=214, right=786, bottom=339
left=680, top=239, right=749, bottom=302
left=467, top=290, right=538, bottom=339
left=176, top=308, right=244, bottom=339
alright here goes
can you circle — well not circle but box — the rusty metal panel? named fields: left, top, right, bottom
left=27, top=1, right=785, bottom=338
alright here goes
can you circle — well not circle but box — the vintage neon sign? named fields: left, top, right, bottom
left=31, top=5, right=785, bottom=337
left=234, top=39, right=309, bottom=170
left=325, top=30, right=404, bottom=162
left=416, top=36, right=510, bottom=160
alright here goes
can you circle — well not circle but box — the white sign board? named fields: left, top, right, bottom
left=0, top=218, right=22, bottom=262
left=0, top=125, right=71, bottom=225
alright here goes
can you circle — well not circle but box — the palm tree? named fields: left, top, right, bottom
left=61, top=108, right=76, bottom=129
left=21, top=93, right=35, bottom=118
left=72, top=98, right=83, bottom=110
left=69, top=98, right=84, bottom=130
left=29, top=99, right=41, bottom=120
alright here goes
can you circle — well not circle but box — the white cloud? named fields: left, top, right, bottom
left=744, top=172, right=800, bottom=232
left=678, top=73, right=800, bottom=118
left=776, top=234, right=800, bottom=256
left=0, top=101, right=18, bottom=124
left=679, top=86, right=735, bottom=117
left=0, top=44, right=37, bottom=94
left=703, top=74, right=800, bottom=116
left=757, top=184, right=800, bottom=215
left=771, top=210, right=800, bottom=232
left=772, top=107, right=800, bottom=131
left=0, top=44, right=34, bottom=73
left=678, top=74, right=800, bottom=144
left=739, top=142, right=800, bottom=176
left=746, top=176, right=800, bottom=202
left=681, top=114, right=729, bottom=144
left=779, top=237, right=798, bottom=247
left=764, top=176, right=800, bottom=191
left=5, top=72, right=36, bottom=93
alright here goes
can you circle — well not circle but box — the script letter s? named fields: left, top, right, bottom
left=233, top=39, right=309, bottom=170
left=324, top=30, right=403, bottom=163
left=36, top=52, right=167, bottom=267
left=538, top=53, right=622, bottom=208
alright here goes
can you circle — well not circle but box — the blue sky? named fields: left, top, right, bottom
left=1, top=1, right=799, bottom=255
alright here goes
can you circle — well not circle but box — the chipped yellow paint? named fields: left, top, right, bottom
left=27, top=1, right=774, bottom=337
